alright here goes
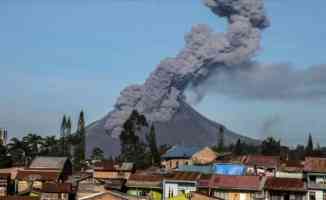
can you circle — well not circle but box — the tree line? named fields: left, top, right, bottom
left=0, top=110, right=86, bottom=170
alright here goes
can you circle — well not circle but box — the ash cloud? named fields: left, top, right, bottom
left=104, top=0, right=270, bottom=137
left=189, top=62, right=326, bottom=101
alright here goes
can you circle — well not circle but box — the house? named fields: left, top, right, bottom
left=0, top=173, right=10, bottom=196
left=264, top=177, right=307, bottom=200
left=40, top=183, right=74, bottom=200
left=93, top=160, right=134, bottom=190
left=242, top=155, right=280, bottom=176
left=126, top=171, right=164, bottom=198
left=15, top=157, right=72, bottom=195
left=161, top=146, right=202, bottom=169
left=276, top=160, right=304, bottom=179
left=191, top=147, right=217, bottom=165
left=304, top=157, right=326, bottom=200
left=162, top=171, right=201, bottom=200
left=198, top=174, right=266, bottom=200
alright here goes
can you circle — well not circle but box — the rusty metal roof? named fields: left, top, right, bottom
left=242, top=155, right=280, bottom=168
left=16, top=170, right=60, bottom=181
left=41, top=183, right=73, bottom=193
left=304, top=157, right=326, bottom=173
left=264, top=177, right=306, bottom=192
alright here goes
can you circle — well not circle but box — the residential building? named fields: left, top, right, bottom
left=276, top=160, right=304, bottom=179
left=304, top=157, right=326, bottom=200
left=0, top=173, right=10, bottom=196
left=198, top=174, right=266, bottom=200
left=126, top=171, right=164, bottom=198
left=161, top=146, right=202, bottom=169
left=191, top=147, right=217, bottom=165
left=40, top=183, right=74, bottom=200
left=264, top=177, right=307, bottom=200
left=162, top=171, right=200, bottom=200
left=15, top=157, right=72, bottom=195
left=93, top=160, right=134, bottom=191
left=242, top=155, right=280, bottom=176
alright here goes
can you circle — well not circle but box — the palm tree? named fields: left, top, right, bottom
left=8, top=137, right=29, bottom=165
left=40, top=136, right=59, bottom=156
left=22, top=133, right=43, bottom=158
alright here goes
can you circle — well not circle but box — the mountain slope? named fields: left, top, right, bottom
left=86, top=101, right=259, bottom=157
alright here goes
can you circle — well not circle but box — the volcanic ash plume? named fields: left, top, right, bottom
left=105, top=0, right=270, bottom=138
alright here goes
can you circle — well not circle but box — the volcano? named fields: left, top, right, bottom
left=86, top=101, right=259, bottom=157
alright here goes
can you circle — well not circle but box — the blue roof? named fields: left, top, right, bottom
left=161, top=146, right=202, bottom=159
left=212, top=163, right=247, bottom=176
left=177, top=164, right=213, bottom=174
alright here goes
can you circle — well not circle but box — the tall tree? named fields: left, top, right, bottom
left=66, top=117, right=72, bottom=157
left=119, top=110, right=148, bottom=168
left=233, top=139, right=242, bottom=155
left=60, top=115, right=67, bottom=156
left=74, top=110, right=86, bottom=170
left=217, top=126, right=225, bottom=152
left=305, top=133, right=314, bottom=156
left=146, top=125, right=160, bottom=165
left=91, top=147, right=105, bottom=161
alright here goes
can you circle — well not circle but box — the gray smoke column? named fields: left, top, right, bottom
left=104, top=0, right=270, bottom=137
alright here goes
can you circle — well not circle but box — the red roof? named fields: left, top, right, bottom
left=16, top=170, right=60, bottom=181
left=165, top=171, right=201, bottom=181
left=265, top=177, right=306, bottom=192
left=199, top=175, right=263, bottom=191
left=304, top=157, right=326, bottom=173
left=280, top=160, right=303, bottom=173
left=0, top=197, right=39, bottom=200
left=242, top=155, right=280, bottom=168
left=41, top=183, right=73, bottom=193
left=0, top=173, right=11, bottom=180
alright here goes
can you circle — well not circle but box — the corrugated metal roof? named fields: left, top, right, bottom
left=304, top=157, right=326, bottom=173
left=265, top=177, right=306, bottom=192
left=16, top=170, right=60, bottom=181
left=199, top=175, right=263, bottom=191
left=29, top=156, right=68, bottom=170
left=164, top=171, right=201, bottom=181
left=41, top=183, right=73, bottom=193
left=161, top=146, right=201, bottom=159
left=242, top=155, right=280, bottom=168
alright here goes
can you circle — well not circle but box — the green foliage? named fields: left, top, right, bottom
left=73, top=110, right=87, bottom=170
left=91, top=147, right=105, bottom=161
left=305, top=133, right=314, bottom=156
left=217, top=126, right=225, bottom=152
left=0, top=144, right=12, bottom=168
left=261, top=137, right=281, bottom=156
left=119, top=110, right=150, bottom=169
left=146, top=125, right=161, bottom=165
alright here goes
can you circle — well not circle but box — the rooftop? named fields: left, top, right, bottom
left=242, top=155, right=280, bottom=168
left=29, top=156, right=68, bottom=170
left=304, top=157, right=326, bottom=173
left=94, top=161, right=134, bottom=172
left=161, top=145, right=202, bottom=159
left=41, top=183, right=73, bottom=193
left=199, top=175, right=264, bottom=191
left=16, top=170, right=60, bottom=181
left=264, top=177, right=306, bottom=192
left=164, top=171, right=201, bottom=182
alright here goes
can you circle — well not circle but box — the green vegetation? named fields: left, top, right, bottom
left=119, top=110, right=161, bottom=169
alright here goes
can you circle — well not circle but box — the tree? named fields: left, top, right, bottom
left=40, top=136, right=60, bottom=156
left=8, top=137, right=29, bottom=165
left=146, top=125, right=160, bottom=165
left=119, top=110, right=149, bottom=168
left=233, top=139, right=243, bottom=155
left=74, top=110, right=86, bottom=170
left=22, top=133, right=43, bottom=159
left=91, top=147, right=105, bottom=161
left=305, top=133, right=314, bottom=156
left=217, top=126, right=225, bottom=152
left=0, top=144, right=12, bottom=168
left=261, top=137, right=281, bottom=156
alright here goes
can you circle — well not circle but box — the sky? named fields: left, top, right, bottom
left=0, top=0, right=326, bottom=146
